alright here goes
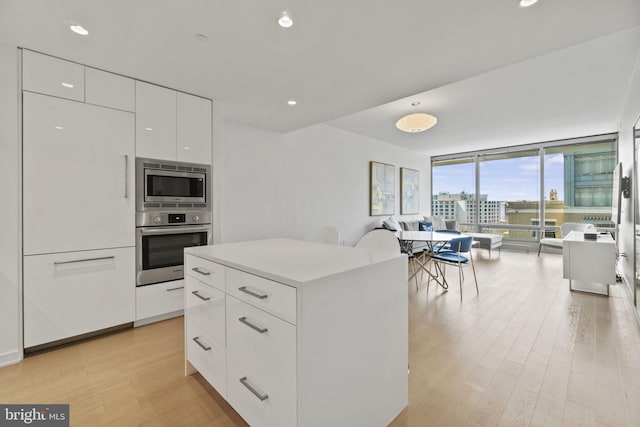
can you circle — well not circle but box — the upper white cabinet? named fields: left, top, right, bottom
left=22, top=50, right=85, bottom=101
left=136, top=81, right=212, bottom=163
left=22, top=92, right=135, bottom=255
left=135, top=81, right=177, bottom=160
left=177, top=92, right=212, bottom=163
left=85, top=67, right=135, bottom=112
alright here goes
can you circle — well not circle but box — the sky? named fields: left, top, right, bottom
left=432, top=154, right=565, bottom=202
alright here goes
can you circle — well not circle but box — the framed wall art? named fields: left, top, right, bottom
left=370, top=161, right=395, bottom=216
left=400, top=167, right=419, bottom=214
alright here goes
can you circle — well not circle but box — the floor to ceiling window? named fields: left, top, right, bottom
left=431, top=134, right=618, bottom=245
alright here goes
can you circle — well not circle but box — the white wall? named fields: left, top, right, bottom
left=618, top=48, right=640, bottom=301
left=216, top=121, right=429, bottom=246
left=0, top=44, right=21, bottom=366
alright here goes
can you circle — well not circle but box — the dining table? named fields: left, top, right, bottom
left=398, top=230, right=468, bottom=290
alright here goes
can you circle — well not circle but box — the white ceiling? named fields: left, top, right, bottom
left=1, top=0, right=639, bottom=153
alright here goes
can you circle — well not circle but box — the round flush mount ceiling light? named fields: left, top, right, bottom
left=69, top=23, right=89, bottom=35
left=278, top=11, right=293, bottom=28
left=195, top=34, right=209, bottom=42
left=519, top=0, right=539, bottom=7
left=395, top=101, right=437, bottom=133
left=287, top=99, right=297, bottom=106
left=61, top=82, right=74, bottom=88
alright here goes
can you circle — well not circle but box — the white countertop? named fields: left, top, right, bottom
left=185, top=238, right=404, bottom=287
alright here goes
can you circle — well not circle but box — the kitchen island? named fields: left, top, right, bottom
left=184, top=238, right=408, bottom=427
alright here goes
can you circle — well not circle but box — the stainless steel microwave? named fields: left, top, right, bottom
left=136, top=157, right=211, bottom=211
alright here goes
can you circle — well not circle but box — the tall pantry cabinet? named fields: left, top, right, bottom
left=22, top=50, right=136, bottom=349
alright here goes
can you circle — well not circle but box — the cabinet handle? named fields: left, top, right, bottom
left=239, top=377, right=269, bottom=401
left=238, top=316, right=268, bottom=334
left=54, top=255, right=115, bottom=265
left=191, top=290, right=210, bottom=301
left=166, top=286, right=184, bottom=292
left=124, top=154, right=129, bottom=199
left=192, top=267, right=211, bottom=276
left=238, top=286, right=268, bottom=300
left=192, top=336, right=211, bottom=351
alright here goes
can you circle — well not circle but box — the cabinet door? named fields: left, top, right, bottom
left=22, top=50, right=84, bottom=101
left=23, top=247, right=135, bottom=348
left=177, top=92, right=212, bottom=164
left=23, top=92, right=135, bottom=255
left=135, top=280, right=185, bottom=321
left=85, top=67, right=135, bottom=112
left=136, top=81, right=177, bottom=160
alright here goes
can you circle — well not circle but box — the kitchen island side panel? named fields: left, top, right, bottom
left=297, top=255, right=408, bottom=426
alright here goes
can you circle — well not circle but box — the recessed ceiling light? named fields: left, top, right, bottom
left=278, top=11, right=293, bottom=28
left=144, top=127, right=153, bottom=131
left=519, top=0, right=539, bottom=7
left=69, top=24, right=89, bottom=36
left=195, top=34, right=208, bottom=42
left=287, top=99, right=297, bottom=106
left=183, top=146, right=191, bottom=150
left=54, top=126, right=64, bottom=130
left=61, top=82, right=74, bottom=88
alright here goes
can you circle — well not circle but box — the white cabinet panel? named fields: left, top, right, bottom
left=23, top=92, right=135, bottom=255
left=227, top=269, right=297, bottom=325
left=186, top=277, right=226, bottom=344
left=186, top=319, right=227, bottom=397
left=135, top=280, right=184, bottom=321
left=226, top=296, right=296, bottom=397
left=185, top=255, right=225, bottom=292
left=85, top=67, right=135, bottom=112
left=135, top=81, right=177, bottom=160
left=22, top=50, right=84, bottom=101
left=177, top=92, right=211, bottom=164
left=24, top=247, right=135, bottom=348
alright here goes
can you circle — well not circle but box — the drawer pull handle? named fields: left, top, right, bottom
left=192, top=267, right=211, bottom=276
left=239, top=377, right=269, bottom=401
left=238, top=286, right=268, bottom=300
left=166, top=286, right=184, bottom=292
left=238, top=317, right=268, bottom=334
left=192, top=290, right=211, bottom=301
left=54, top=255, right=115, bottom=265
left=192, top=336, right=211, bottom=351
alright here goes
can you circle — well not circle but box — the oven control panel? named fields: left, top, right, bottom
left=138, top=210, right=211, bottom=227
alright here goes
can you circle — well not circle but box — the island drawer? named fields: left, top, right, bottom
left=226, top=269, right=296, bottom=324
left=227, top=361, right=296, bottom=427
left=186, top=276, right=226, bottom=344
left=226, top=295, right=296, bottom=397
left=186, top=319, right=227, bottom=398
left=185, top=255, right=226, bottom=292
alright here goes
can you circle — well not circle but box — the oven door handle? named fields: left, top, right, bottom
left=139, top=225, right=211, bottom=236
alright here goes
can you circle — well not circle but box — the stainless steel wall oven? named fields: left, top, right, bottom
left=135, top=158, right=212, bottom=286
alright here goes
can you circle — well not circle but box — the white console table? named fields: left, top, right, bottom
left=184, top=239, right=408, bottom=427
left=562, top=231, right=616, bottom=296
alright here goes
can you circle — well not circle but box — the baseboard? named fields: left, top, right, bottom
left=134, top=309, right=183, bottom=327
left=0, top=349, right=23, bottom=367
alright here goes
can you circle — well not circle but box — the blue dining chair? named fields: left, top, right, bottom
left=429, top=235, right=478, bottom=300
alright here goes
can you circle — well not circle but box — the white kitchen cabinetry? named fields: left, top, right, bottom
left=177, top=92, right=212, bottom=163
left=135, top=280, right=185, bottom=323
left=184, top=239, right=408, bottom=427
left=136, top=81, right=211, bottom=163
left=23, top=247, right=135, bottom=348
left=135, top=81, right=177, bottom=160
left=85, top=67, right=135, bottom=112
left=22, top=50, right=84, bottom=101
left=22, top=92, right=135, bottom=255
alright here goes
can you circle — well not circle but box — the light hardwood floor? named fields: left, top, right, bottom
left=2, top=250, right=640, bottom=426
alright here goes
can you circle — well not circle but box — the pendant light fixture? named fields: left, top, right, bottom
left=395, top=102, right=437, bottom=133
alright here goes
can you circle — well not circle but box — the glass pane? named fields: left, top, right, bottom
left=142, top=232, right=208, bottom=270
left=147, top=175, right=204, bottom=197
left=479, top=150, right=539, bottom=240
left=544, top=140, right=616, bottom=234
left=431, top=157, right=475, bottom=231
